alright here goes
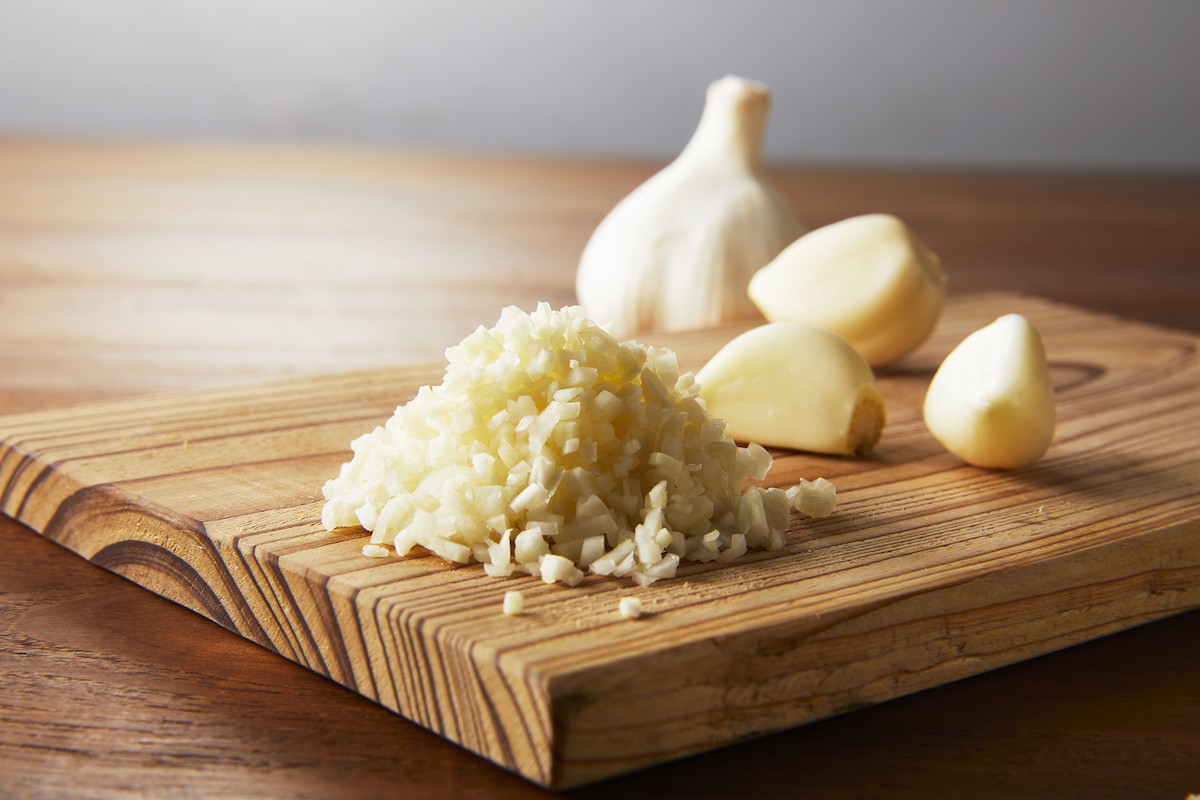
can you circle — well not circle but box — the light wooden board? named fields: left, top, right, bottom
left=1, top=291, right=1198, bottom=788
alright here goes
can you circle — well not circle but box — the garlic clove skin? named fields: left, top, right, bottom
left=923, top=313, right=1056, bottom=469
left=696, top=322, right=886, bottom=456
left=576, top=76, right=804, bottom=337
left=747, top=214, right=946, bottom=367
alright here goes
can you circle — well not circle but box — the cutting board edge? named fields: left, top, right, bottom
left=543, top=514, right=1200, bottom=788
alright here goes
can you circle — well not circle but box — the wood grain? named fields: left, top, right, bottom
left=2, top=290, right=1197, bottom=788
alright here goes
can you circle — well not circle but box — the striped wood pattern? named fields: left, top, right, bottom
left=1, top=291, right=1198, bottom=788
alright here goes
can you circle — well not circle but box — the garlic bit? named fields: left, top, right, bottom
left=923, top=314, right=1056, bottom=469
left=576, top=75, right=804, bottom=337
left=697, top=322, right=886, bottom=456
left=787, top=477, right=838, bottom=518
left=748, top=214, right=946, bottom=367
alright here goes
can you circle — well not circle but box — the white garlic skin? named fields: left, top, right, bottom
left=923, top=314, right=1056, bottom=469
left=748, top=214, right=946, bottom=367
left=576, top=76, right=803, bottom=337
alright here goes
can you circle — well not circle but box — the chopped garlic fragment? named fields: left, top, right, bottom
left=618, top=596, right=644, bottom=619
left=361, top=544, right=390, bottom=559
left=503, top=590, right=525, bottom=616
left=539, top=553, right=585, bottom=586
left=787, top=478, right=837, bottom=518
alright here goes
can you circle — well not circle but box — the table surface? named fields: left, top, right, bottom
left=1, top=139, right=1198, bottom=799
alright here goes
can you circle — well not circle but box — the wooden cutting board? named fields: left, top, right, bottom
left=1, top=291, right=1198, bottom=788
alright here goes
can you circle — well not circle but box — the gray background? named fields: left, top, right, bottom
left=2, top=0, right=1198, bottom=169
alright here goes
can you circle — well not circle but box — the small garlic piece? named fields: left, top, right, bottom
left=696, top=323, right=886, bottom=456
left=502, top=590, right=525, bottom=616
left=923, top=314, right=1055, bottom=469
left=576, top=75, right=803, bottom=336
left=748, top=214, right=946, bottom=367
left=618, top=597, right=644, bottom=620
left=787, top=478, right=838, bottom=518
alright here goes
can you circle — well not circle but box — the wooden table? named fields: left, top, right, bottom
left=1, top=139, right=1197, bottom=798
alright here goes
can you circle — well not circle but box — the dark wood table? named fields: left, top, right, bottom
left=2, top=139, right=1198, bottom=798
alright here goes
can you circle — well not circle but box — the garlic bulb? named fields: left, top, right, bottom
left=696, top=322, right=886, bottom=456
left=576, top=76, right=804, bottom=336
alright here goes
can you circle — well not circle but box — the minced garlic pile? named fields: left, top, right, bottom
left=321, top=303, right=797, bottom=587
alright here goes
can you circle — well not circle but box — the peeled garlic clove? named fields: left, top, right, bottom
left=747, top=214, right=946, bottom=367
left=923, top=314, right=1055, bottom=469
left=576, top=76, right=804, bottom=337
left=697, top=322, right=886, bottom=456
